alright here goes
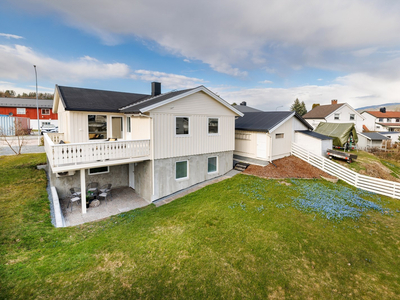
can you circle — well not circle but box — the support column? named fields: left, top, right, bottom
left=80, top=168, right=86, bottom=214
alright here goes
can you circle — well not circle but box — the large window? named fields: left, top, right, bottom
left=176, top=117, right=189, bottom=135
left=16, top=108, right=26, bottom=115
left=176, top=161, right=188, bottom=179
left=208, top=157, right=217, bottom=173
left=41, top=109, right=50, bottom=115
left=208, top=118, right=219, bottom=134
left=88, top=115, right=107, bottom=140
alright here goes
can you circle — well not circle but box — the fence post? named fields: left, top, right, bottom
left=354, top=173, right=359, bottom=188
left=322, top=157, right=325, bottom=171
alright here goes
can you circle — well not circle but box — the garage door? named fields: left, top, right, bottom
left=257, top=132, right=267, bottom=159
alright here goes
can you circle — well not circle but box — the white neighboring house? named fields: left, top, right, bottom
left=234, top=111, right=313, bottom=163
left=44, top=82, right=243, bottom=214
left=357, top=132, right=390, bottom=150
left=379, top=131, right=400, bottom=144
left=303, top=100, right=364, bottom=132
left=361, top=110, right=400, bottom=132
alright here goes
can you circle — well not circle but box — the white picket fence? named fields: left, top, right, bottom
left=291, top=143, right=400, bottom=199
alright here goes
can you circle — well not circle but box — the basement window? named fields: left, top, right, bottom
left=176, top=161, right=188, bottom=179
left=88, top=166, right=109, bottom=175
left=208, top=157, right=217, bottom=173
left=275, top=133, right=284, bottom=139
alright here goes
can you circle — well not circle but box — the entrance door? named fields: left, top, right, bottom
left=112, top=117, right=123, bottom=139
left=256, top=132, right=268, bottom=159
left=129, top=163, right=135, bottom=189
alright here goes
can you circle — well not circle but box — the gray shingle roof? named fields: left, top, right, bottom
left=296, top=130, right=333, bottom=140
left=235, top=111, right=312, bottom=132
left=232, top=104, right=262, bottom=113
left=361, top=132, right=389, bottom=141
left=0, top=97, right=53, bottom=108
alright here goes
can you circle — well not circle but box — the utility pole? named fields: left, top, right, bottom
left=34, top=65, right=40, bottom=144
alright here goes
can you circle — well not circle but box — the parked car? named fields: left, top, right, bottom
left=40, top=124, right=58, bottom=135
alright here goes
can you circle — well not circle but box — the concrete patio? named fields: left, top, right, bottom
left=60, top=186, right=150, bottom=226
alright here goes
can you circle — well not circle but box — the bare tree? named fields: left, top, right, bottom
left=0, top=120, right=29, bottom=155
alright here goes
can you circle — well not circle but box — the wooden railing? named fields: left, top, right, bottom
left=47, top=133, right=64, bottom=144
left=44, top=134, right=150, bottom=170
left=292, top=143, right=400, bottom=199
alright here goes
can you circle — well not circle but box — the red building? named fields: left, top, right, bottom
left=0, top=97, right=58, bottom=130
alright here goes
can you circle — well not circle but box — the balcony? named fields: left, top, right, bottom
left=44, top=133, right=151, bottom=172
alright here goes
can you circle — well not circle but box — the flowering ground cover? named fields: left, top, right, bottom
left=1, top=154, right=400, bottom=299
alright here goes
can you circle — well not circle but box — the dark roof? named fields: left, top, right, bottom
left=120, top=88, right=196, bottom=113
left=235, top=111, right=312, bottom=132
left=296, top=130, right=333, bottom=140
left=232, top=104, right=262, bottom=113
left=57, top=86, right=150, bottom=113
left=361, top=132, right=389, bottom=141
left=0, top=97, right=53, bottom=108
left=303, top=103, right=345, bottom=119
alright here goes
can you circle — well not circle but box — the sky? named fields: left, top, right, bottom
left=1, top=0, right=400, bottom=111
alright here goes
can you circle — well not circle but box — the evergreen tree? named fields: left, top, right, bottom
left=290, top=98, right=307, bottom=116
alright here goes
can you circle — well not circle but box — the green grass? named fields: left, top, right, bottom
left=1, top=154, right=400, bottom=299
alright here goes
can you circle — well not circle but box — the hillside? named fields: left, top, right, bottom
left=356, top=102, right=400, bottom=112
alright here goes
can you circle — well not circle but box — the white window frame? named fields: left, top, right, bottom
left=175, top=160, right=189, bottom=180
left=41, top=108, right=50, bottom=115
left=175, top=116, right=190, bottom=136
left=208, top=117, right=219, bottom=135
left=334, top=113, right=340, bottom=120
left=88, top=166, right=109, bottom=175
left=275, top=133, right=284, bottom=139
left=16, top=108, right=26, bottom=115
left=207, top=156, right=218, bottom=174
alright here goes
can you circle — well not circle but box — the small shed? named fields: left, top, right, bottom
left=357, top=132, right=389, bottom=150
left=378, top=131, right=400, bottom=144
left=0, top=115, right=30, bottom=136
left=294, top=130, right=333, bottom=157
left=314, top=122, right=358, bottom=149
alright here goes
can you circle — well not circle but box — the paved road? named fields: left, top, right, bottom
left=0, top=144, right=45, bottom=156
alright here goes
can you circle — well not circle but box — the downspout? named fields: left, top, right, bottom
left=151, top=115, right=155, bottom=199
left=269, top=132, right=273, bottom=163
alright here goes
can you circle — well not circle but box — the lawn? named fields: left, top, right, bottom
left=1, top=154, right=400, bottom=299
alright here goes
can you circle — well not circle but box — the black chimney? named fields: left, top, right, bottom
left=151, top=82, right=161, bottom=97
left=240, top=101, right=247, bottom=106
left=380, top=107, right=386, bottom=113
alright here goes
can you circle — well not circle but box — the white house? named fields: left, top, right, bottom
left=357, top=132, right=389, bottom=150
left=44, top=83, right=243, bottom=214
left=303, top=100, right=364, bottom=132
left=234, top=111, right=313, bottom=163
left=361, top=109, right=400, bottom=132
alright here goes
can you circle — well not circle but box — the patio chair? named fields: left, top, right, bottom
left=86, top=182, right=99, bottom=197
left=98, top=189, right=112, bottom=205
left=69, top=187, right=81, bottom=197
left=99, top=184, right=112, bottom=199
left=67, top=190, right=81, bottom=212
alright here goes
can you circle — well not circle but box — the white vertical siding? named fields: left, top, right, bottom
left=271, top=119, right=293, bottom=160
left=152, top=113, right=235, bottom=159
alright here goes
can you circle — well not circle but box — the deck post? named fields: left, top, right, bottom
left=80, top=168, right=86, bottom=214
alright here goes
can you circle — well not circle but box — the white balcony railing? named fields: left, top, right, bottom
left=44, top=133, right=151, bottom=171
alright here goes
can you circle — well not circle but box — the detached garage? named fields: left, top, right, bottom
left=357, top=132, right=389, bottom=150
left=294, top=130, right=333, bottom=157
left=234, top=111, right=313, bottom=164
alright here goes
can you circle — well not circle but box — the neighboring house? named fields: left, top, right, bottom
left=361, top=109, right=400, bottom=132
left=44, top=82, right=243, bottom=214
left=357, top=132, right=390, bottom=150
left=294, top=131, right=333, bottom=157
left=379, top=131, right=400, bottom=144
left=234, top=111, right=313, bottom=163
left=232, top=102, right=262, bottom=113
left=0, top=97, right=58, bottom=130
left=303, top=100, right=364, bottom=132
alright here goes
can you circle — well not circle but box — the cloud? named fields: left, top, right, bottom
left=0, top=44, right=130, bottom=82
left=259, top=80, right=273, bottom=84
left=11, top=0, right=400, bottom=77
left=131, top=70, right=206, bottom=89
left=0, top=33, right=24, bottom=39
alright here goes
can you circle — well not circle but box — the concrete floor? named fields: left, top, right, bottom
left=60, top=186, right=150, bottom=226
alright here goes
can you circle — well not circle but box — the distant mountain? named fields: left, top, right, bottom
left=356, top=102, right=400, bottom=112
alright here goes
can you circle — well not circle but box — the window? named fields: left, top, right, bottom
left=16, top=108, right=26, bottom=115
left=379, top=118, right=383, bottom=122
left=176, top=161, right=188, bottom=179
left=41, top=109, right=50, bottom=115
left=208, top=118, right=219, bottom=134
left=349, top=114, right=355, bottom=120
left=176, top=117, right=189, bottom=135
left=88, top=166, right=109, bottom=175
left=235, top=132, right=251, bottom=140
left=387, top=118, right=391, bottom=122
left=88, top=115, right=107, bottom=140
left=208, top=157, right=217, bottom=173
left=275, top=133, right=284, bottom=139
left=127, top=117, right=131, bottom=133
left=334, top=113, right=340, bottom=120
left=396, top=119, right=400, bottom=123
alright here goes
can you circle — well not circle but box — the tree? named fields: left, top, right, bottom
left=290, top=98, right=307, bottom=116
left=312, top=103, right=320, bottom=110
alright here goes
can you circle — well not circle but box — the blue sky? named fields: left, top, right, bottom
left=1, top=0, right=400, bottom=111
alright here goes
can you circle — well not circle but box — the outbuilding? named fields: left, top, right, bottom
left=294, top=130, right=333, bottom=157
left=357, top=132, right=389, bottom=150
